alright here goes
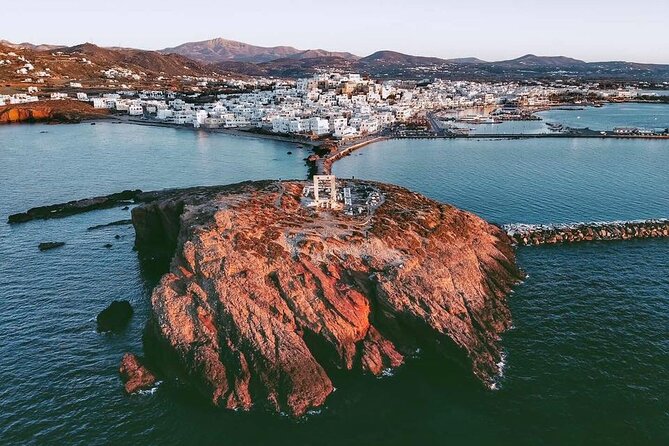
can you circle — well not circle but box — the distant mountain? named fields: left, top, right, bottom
left=212, top=56, right=354, bottom=78
left=489, top=54, right=589, bottom=69
left=161, top=37, right=358, bottom=64
left=285, top=49, right=359, bottom=61
left=358, top=50, right=446, bottom=66
left=3, top=37, right=669, bottom=83
left=446, top=57, right=486, bottom=64
left=207, top=49, right=669, bottom=81
left=156, top=37, right=669, bottom=81
left=469, top=54, right=669, bottom=81
left=0, top=39, right=64, bottom=52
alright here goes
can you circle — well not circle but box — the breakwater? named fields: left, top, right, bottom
left=503, top=219, right=669, bottom=246
left=7, top=190, right=141, bottom=223
left=315, top=136, right=388, bottom=175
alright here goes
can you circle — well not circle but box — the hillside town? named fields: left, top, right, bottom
left=3, top=69, right=660, bottom=139
left=3, top=41, right=668, bottom=137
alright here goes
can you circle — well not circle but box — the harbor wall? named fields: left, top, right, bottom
left=503, top=219, right=669, bottom=246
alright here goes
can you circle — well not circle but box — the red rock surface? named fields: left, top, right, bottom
left=131, top=180, right=521, bottom=416
left=119, top=353, right=157, bottom=394
left=0, top=100, right=107, bottom=124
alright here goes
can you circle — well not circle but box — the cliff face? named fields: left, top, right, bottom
left=131, top=180, right=521, bottom=416
left=0, top=100, right=108, bottom=124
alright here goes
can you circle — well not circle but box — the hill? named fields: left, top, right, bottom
left=0, top=42, right=219, bottom=90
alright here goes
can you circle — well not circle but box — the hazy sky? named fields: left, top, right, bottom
left=4, top=0, right=669, bottom=63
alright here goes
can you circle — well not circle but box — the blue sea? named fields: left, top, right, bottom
left=1, top=115, right=668, bottom=445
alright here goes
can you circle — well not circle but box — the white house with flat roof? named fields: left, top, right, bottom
left=309, top=117, right=330, bottom=136
left=128, top=104, right=143, bottom=116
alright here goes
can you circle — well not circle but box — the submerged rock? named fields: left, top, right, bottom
left=97, top=300, right=133, bottom=332
left=131, top=180, right=521, bottom=416
left=87, top=219, right=133, bottom=231
left=119, top=353, right=157, bottom=394
left=38, top=242, right=65, bottom=251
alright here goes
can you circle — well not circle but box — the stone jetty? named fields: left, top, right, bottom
left=503, top=219, right=669, bottom=246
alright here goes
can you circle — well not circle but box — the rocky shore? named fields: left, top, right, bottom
left=8, top=190, right=142, bottom=223
left=0, top=100, right=109, bottom=124
left=504, top=219, right=669, bottom=246
left=129, top=180, right=522, bottom=416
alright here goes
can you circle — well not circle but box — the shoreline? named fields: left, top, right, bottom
left=4, top=107, right=667, bottom=181
left=118, top=117, right=324, bottom=148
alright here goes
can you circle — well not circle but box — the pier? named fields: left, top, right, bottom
left=503, top=219, right=669, bottom=246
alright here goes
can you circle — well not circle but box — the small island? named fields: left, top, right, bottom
left=126, top=178, right=522, bottom=416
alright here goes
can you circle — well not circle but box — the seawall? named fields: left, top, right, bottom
left=503, top=219, right=669, bottom=246
left=318, top=136, right=388, bottom=175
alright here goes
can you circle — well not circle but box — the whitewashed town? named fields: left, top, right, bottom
left=0, top=67, right=655, bottom=139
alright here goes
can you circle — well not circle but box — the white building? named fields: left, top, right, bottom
left=156, top=109, right=174, bottom=120
left=92, top=98, right=112, bottom=109
left=309, top=117, right=330, bottom=136
left=272, top=117, right=290, bottom=134
left=289, top=118, right=308, bottom=133
left=193, top=110, right=208, bottom=127
left=9, top=94, right=39, bottom=104
left=128, top=104, right=144, bottom=116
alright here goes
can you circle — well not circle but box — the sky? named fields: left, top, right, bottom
left=3, top=0, right=669, bottom=63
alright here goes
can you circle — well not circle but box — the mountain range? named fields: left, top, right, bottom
left=158, top=38, right=669, bottom=81
left=160, top=37, right=359, bottom=63
left=2, top=37, right=669, bottom=83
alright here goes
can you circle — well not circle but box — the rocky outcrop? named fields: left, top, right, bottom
left=504, top=219, right=669, bottom=246
left=97, top=300, right=133, bottom=332
left=119, top=353, right=157, bottom=393
left=0, top=100, right=108, bottom=124
left=38, top=242, right=65, bottom=251
left=130, top=180, right=521, bottom=416
left=0, top=107, right=51, bottom=123
left=8, top=190, right=141, bottom=223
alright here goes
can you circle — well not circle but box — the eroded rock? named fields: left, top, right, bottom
left=119, top=353, right=157, bottom=394
left=132, top=180, right=522, bottom=416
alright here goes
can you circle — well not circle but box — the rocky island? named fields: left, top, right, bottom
left=128, top=178, right=522, bottom=416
